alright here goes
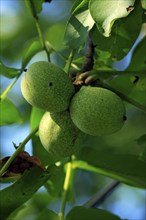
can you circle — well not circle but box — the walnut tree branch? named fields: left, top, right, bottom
left=73, top=33, right=96, bottom=86
left=80, top=33, right=96, bottom=73
left=84, top=180, right=120, bottom=208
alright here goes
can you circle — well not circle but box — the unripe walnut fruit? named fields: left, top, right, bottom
left=70, top=86, right=126, bottom=136
left=21, top=61, right=75, bottom=112
left=39, top=111, right=85, bottom=157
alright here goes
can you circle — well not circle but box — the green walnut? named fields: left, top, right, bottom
left=21, top=61, right=75, bottom=112
left=39, top=111, right=85, bottom=157
left=70, top=86, right=126, bottom=136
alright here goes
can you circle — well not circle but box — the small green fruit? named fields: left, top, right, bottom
left=39, top=111, right=85, bottom=157
left=21, top=61, right=75, bottom=112
left=70, top=86, right=126, bottom=136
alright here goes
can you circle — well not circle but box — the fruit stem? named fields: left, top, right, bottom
left=64, top=49, right=76, bottom=74
left=59, top=161, right=73, bottom=220
left=0, top=126, right=38, bottom=177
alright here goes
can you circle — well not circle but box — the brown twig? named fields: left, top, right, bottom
left=73, top=33, right=96, bottom=86
left=84, top=180, right=120, bottom=208
left=80, top=33, right=95, bottom=73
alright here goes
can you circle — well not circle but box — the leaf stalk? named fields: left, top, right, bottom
left=59, top=162, right=73, bottom=220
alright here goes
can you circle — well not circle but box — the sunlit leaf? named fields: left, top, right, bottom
left=76, top=148, right=146, bottom=188
left=89, top=0, right=135, bottom=37
left=91, top=2, right=142, bottom=60
left=22, top=40, right=42, bottom=69
left=0, top=99, right=23, bottom=126
left=0, top=166, right=51, bottom=219
left=36, top=208, right=59, bottom=220
left=141, top=0, right=146, bottom=9
left=66, top=206, right=121, bottom=220
left=65, top=0, right=94, bottom=49
left=0, top=61, right=20, bottom=78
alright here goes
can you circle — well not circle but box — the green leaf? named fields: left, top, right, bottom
left=76, top=148, right=146, bottom=188
left=106, top=74, right=134, bottom=98
left=105, top=73, right=146, bottom=110
left=22, top=40, right=42, bottom=69
left=0, top=166, right=51, bottom=220
left=6, top=205, right=26, bottom=220
left=126, top=37, right=146, bottom=72
left=44, top=165, right=65, bottom=197
left=65, top=0, right=94, bottom=49
left=89, top=0, right=135, bottom=37
left=94, top=49, right=113, bottom=68
left=136, top=134, right=146, bottom=145
left=66, top=206, right=121, bottom=220
left=129, top=75, right=146, bottom=109
left=45, top=163, right=75, bottom=202
left=30, top=107, right=45, bottom=131
left=36, top=209, right=59, bottom=220
left=0, top=99, right=23, bottom=126
left=91, top=2, right=142, bottom=60
left=130, top=75, right=146, bottom=91
left=0, top=61, right=20, bottom=78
